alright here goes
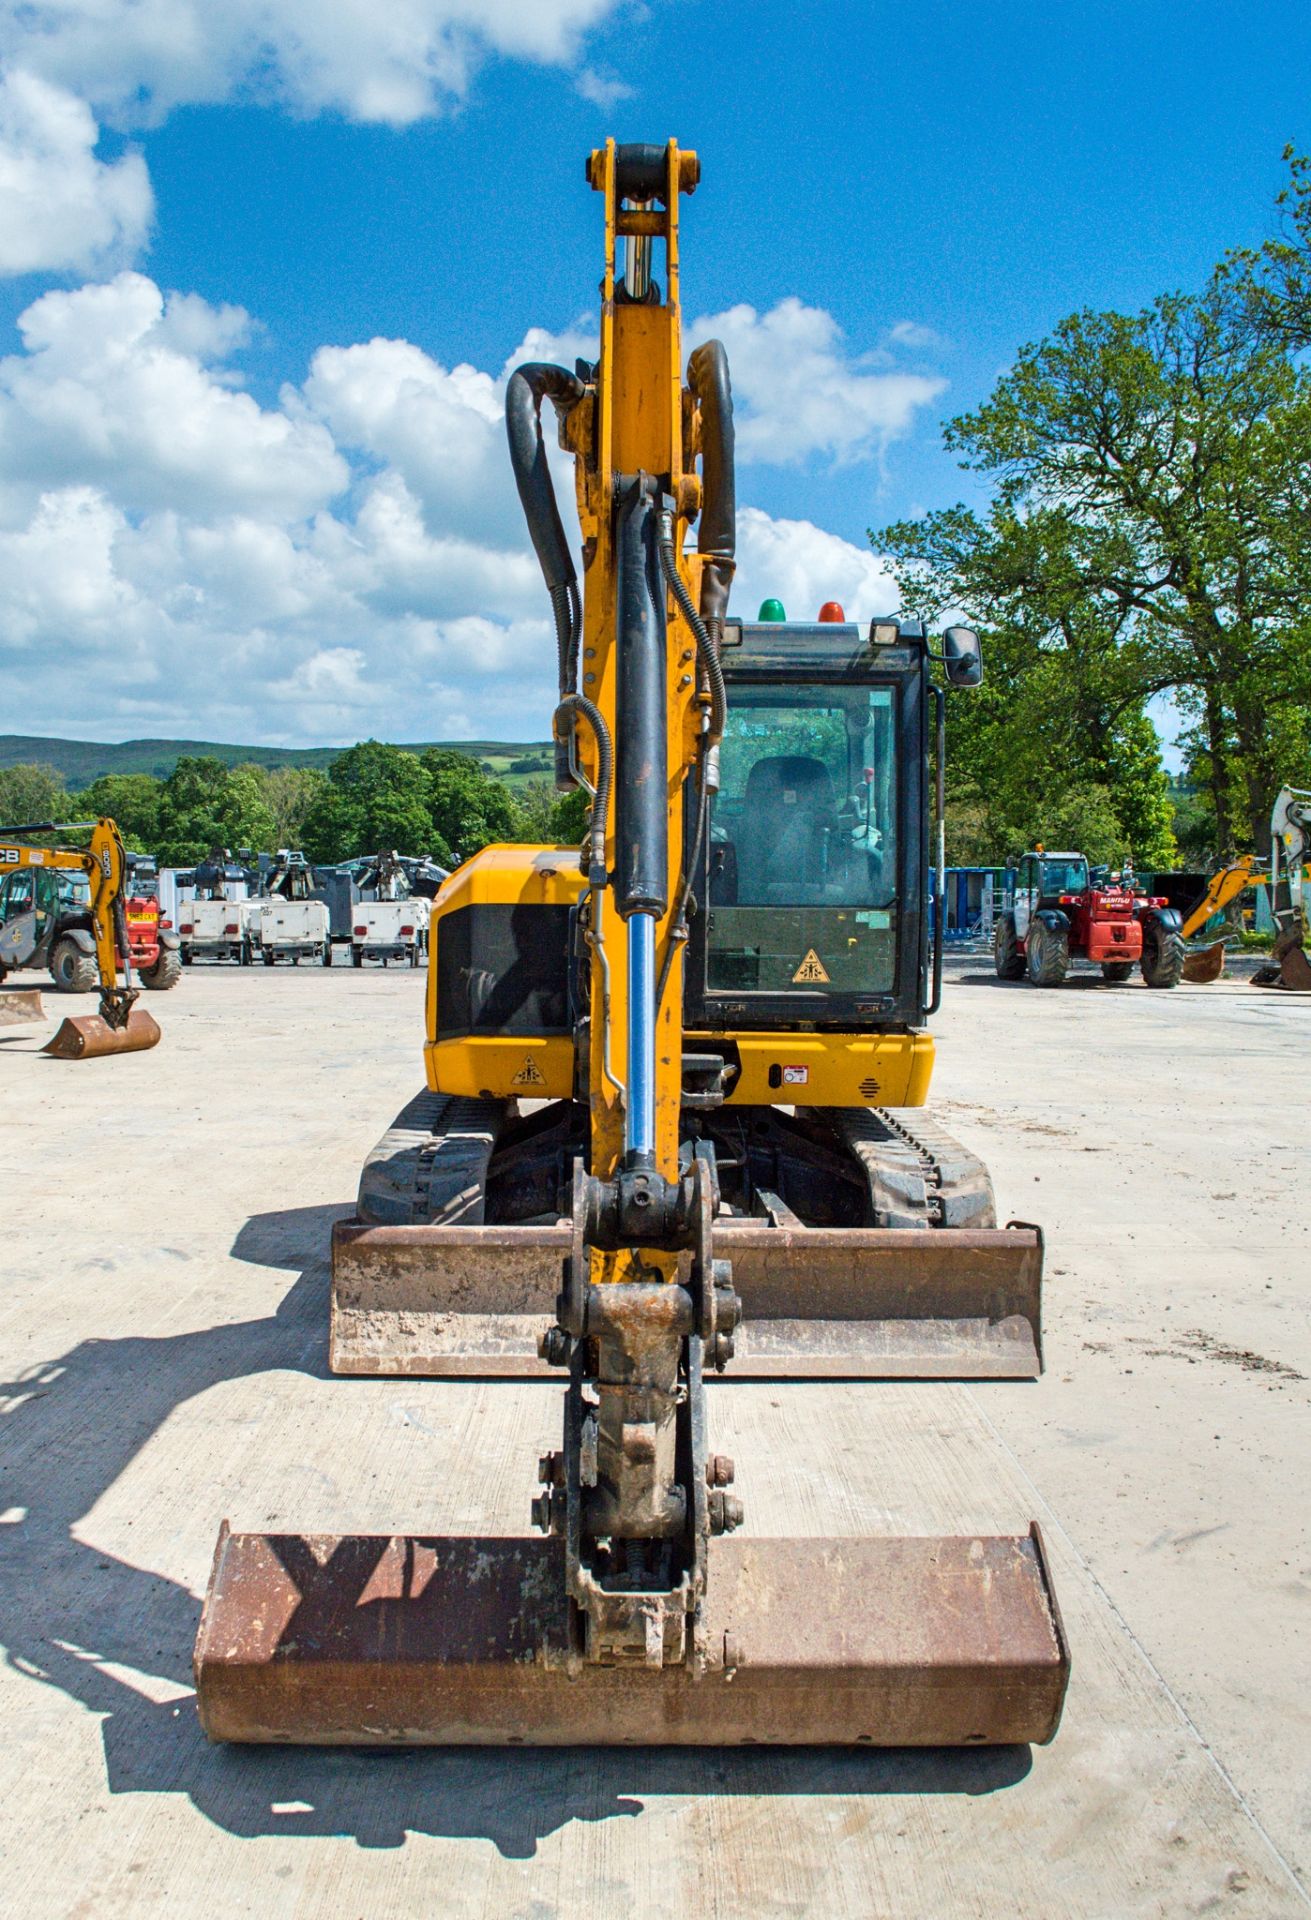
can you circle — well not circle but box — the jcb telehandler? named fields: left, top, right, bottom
left=195, top=141, right=1069, bottom=1747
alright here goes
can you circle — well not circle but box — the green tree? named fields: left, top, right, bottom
left=78, top=773, right=162, bottom=851
left=1221, top=146, right=1311, bottom=352
left=154, top=756, right=277, bottom=865
left=421, top=748, right=519, bottom=863
left=246, top=764, right=329, bottom=850
left=879, top=507, right=1176, bottom=865
left=302, top=741, right=441, bottom=865
left=510, top=779, right=592, bottom=846
left=0, top=762, right=71, bottom=832
left=879, top=282, right=1311, bottom=857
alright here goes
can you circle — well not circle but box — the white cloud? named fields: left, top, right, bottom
left=0, top=2, right=625, bottom=129
left=0, top=69, right=152, bottom=274
left=0, top=273, right=346, bottom=520
left=0, top=274, right=921, bottom=744
left=574, top=67, right=633, bottom=108
left=689, top=298, right=946, bottom=466
left=734, top=506, right=898, bottom=626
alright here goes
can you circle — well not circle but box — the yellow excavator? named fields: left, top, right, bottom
left=1180, top=789, right=1311, bottom=988
left=0, top=818, right=161, bottom=1056
left=195, top=140, right=1068, bottom=1746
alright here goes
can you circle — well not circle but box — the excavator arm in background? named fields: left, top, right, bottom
left=0, top=818, right=161, bottom=1056
left=1181, top=790, right=1311, bottom=988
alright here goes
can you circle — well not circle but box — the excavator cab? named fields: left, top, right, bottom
left=693, top=621, right=919, bottom=1022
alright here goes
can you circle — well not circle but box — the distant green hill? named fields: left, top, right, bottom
left=0, top=734, right=554, bottom=789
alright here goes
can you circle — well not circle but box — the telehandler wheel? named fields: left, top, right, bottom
left=1141, top=925, right=1185, bottom=989
left=994, top=913, right=1025, bottom=979
left=140, top=947, right=182, bottom=991
left=1026, top=919, right=1069, bottom=987
left=1101, top=960, right=1134, bottom=983
left=50, top=938, right=98, bottom=994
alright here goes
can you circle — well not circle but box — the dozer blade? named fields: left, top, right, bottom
left=1182, top=940, right=1227, bottom=984
left=0, top=987, right=44, bottom=1025
left=330, top=1220, right=1044, bottom=1380
left=195, top=1521, right=1068, bottom=1747
left=42, top=1007, right=161, bottom=1058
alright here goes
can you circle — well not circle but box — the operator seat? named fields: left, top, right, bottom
left=735, top=754, right=840, bottom=903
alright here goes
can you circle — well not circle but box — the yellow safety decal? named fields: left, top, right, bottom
left=511, top=1055, right=547, bottom=1088
left=792, top=948, right=830, bottom=984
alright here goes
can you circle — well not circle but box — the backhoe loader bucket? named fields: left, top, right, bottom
left=330, top=1218, right=1044, bottom=1380
left=194, top=1521, right=1068, bottom=1747
left=1182, top=940, right=1226, bottom=984
left=0, top=987, right=43, bottom=1025
left=43, top=1006, right=161, bottom=1058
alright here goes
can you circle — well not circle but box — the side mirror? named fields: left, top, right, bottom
left=943, top=626, right=983, bottom=687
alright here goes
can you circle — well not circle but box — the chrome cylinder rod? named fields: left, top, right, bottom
left=625, top=910, right=656, bottom=1159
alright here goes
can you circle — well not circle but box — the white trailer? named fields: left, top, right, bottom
left=179, top=896, right=262, bottom=965
left=351, top=898, right=427, bottom=967
left=258, top=898, right=331, bottom=966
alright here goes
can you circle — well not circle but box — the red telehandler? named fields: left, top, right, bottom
left=994, top=849, right=1184, bottom=988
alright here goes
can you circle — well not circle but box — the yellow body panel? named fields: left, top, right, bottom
left=424, top=845, right=934, bottom=1109
left=709, top=1031, right=934, bottom=1109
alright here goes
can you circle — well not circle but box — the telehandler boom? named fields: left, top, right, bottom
left=195, top=140, right=1069, bottom=1748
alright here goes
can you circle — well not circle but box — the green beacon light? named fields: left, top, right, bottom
left=757, top=597, right=787, bottom=621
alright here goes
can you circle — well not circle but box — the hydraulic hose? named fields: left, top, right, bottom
left=505, top=363, right=586, bottom=765
left=686, top=339, right=736, bottom=628
left=554, top=692, right=612, bottom=886
left=654, top=748, right=711, bottom=1014
left=657, top=508, right=726, bottom=744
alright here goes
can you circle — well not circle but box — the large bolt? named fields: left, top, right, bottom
left=537, top=1325, right=571, bottom=1367
left=709, top=1331, right=735, bottom=1372
left=705, top=1453, right=735, bottom=1487
left=530, top=1492, right=553, bottom=1533
left=708, top=1490, right=745, bottom=1535
left=537, top=1451, right=564, bottom=1486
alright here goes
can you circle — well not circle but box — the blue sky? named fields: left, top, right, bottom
left=0, top=0, right=1306, bottom=745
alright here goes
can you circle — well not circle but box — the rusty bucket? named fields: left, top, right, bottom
left=1182, top=940, right=1226, bottom=984
left=195, top=1521, right=1069, bottom=1748
left=43, top=1006, right=161, bottom=1058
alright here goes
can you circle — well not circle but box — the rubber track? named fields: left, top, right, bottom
left=356, top=1090, right=509, bottom=1227
left=831, top=1108, right=997, bottom=1230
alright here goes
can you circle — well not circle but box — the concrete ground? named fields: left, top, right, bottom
left=0, top=957, right=1306, bottom=1918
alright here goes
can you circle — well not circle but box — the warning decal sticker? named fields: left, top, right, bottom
left=511, top=1055, right=547, bottom=1088
left=792, top=948, right=830, bottom=984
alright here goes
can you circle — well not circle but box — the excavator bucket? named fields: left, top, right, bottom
left=42, top=1006, right=161, bottom=1058
left=0, top=987, right=44, bottom=1025
left=195, top=1521, right=1068, bottom=1747
left=1182, top=940, right=1227, bottom=984
left=330, top=1218, right=1044, bottom=1381
left=1277, top=940, right=1311, bottom=991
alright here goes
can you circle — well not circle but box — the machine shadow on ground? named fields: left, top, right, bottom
left=0, top=1202, right=1031, bottom=1858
